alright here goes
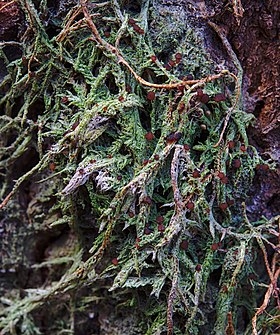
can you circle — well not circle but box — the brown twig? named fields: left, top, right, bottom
left=252, top=237, right=280, bottom=334
left=208, top=21, right=242, bottom=148
left=56, top=7, right=83, bottom=42
left=0, top=191, right=13, bottom=210
left=225, top=312, right=236, bottom=335
left=80, top=0, right=236, bottom=90
left=252, top=267, right=280, bottom=335
left=257, top=238, right=274, bottom=282
left=0, top=0, right=15, bottom=12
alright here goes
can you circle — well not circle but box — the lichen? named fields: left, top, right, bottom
left=0, top=1, right=279, bottom=334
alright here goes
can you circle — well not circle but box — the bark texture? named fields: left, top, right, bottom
left=0, top=1, right=279, bottom=334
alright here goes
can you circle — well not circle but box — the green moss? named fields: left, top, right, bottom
left=0, top=1, right=278, bottom=334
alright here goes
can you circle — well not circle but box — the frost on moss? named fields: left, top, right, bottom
left=0, top=1, right=278, bottom=335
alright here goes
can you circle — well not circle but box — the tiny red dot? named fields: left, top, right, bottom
left=240, top=145, right=246, bottom=152
left=200, top=94, right=209, bottom=104
left=143, top=159, right=149, bottom=166
left=218, top=172, right=225, bottom=179
left=133, top=24, right=141, bottom=33
left=112, top=258, right=118, bottom=266
left=211, top=243, right=219, bottom=251
left=164, top=64, right=171, bottom=71
left=232, top=159, right=241, bottom=168
left=221, top=177, right=229, bottom=184
left=157, top=224, right=165, bottom=232
left=147, top=91, right=156, bottom=101
left=128, top=18, right=136, bottom=25
left=144, top=227, right=152, bottom=235
left=156, top=216, right=164, bottom=224
left=49, top=162, right=56, bottom=172
left=219, top=203, right=228, bottom=211
left=180, top=240, right=189, bottom=250
left=145, top=132, right=155, bottom=141
left=186, top=201, right=195, bottom=210
left=151, top=55, right=157, bottom=62
left=213, top=93, right=226, bottom=102
left=143, top=196, right=152, bottom=205
left=61, top=96, right=69, bottom=103
left=228, top=141, right=235, bottom=149
left=168, top=60, right=175, bottom=67
left=192, top=170, right=200, bottom=178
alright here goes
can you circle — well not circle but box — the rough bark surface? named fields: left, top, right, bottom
left=215, top=0, right=280, bottom=221
left=0, top=1, right=279, bottom=334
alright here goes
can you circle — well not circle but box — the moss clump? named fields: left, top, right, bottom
left=0, top=1, right=278, bottom=334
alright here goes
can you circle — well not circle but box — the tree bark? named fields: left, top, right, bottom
left=0, top=1, right=279, bottom=334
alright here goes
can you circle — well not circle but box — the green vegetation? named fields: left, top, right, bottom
left=0, top=1, right=278, bottom=334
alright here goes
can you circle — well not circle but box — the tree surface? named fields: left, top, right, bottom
left=0, top=1, right=279, bottom=334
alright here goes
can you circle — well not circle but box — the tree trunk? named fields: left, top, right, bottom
left=0, top=1, right=279, bottom=334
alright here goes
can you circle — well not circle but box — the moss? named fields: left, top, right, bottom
left=0, top=1, right=278, bottom=334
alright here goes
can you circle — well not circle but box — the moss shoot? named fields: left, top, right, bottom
left=0, top=1, right=278, bottom=334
